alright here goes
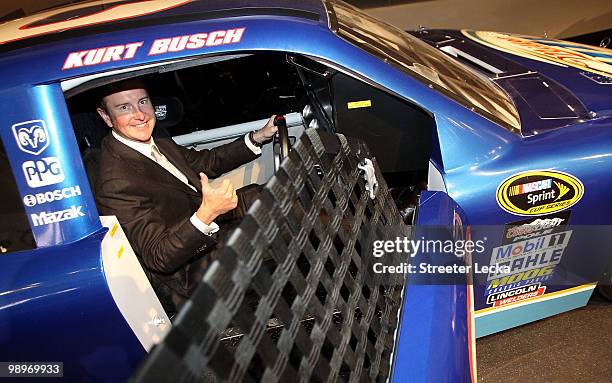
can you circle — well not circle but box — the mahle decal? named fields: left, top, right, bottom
left=496, top=170, right=583, bottom=216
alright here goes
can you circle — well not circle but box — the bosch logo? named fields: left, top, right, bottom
left=22, top=157, right=65, bottom=188
left=22, top=186, right=82, bottom=207
left=23, top=195, right=37, bottom=207
left=12, top=120, right=49, bottom=155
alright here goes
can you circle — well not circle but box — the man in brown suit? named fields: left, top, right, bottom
left=94, top=79, right=277, bottom=312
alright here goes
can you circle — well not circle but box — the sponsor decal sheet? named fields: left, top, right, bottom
left=474, top=169, right=582, bottom=310
left=474, top=169, right=600, bottom=311
left=8, top=118, right=88, bottom=235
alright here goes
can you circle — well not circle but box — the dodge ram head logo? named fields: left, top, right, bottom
left=12, top=120, right=49, bottom=155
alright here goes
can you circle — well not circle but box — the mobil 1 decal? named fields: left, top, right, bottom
left=502, top=211, right=571, bottom=245
left=485, top=228, right=572, bottom=308
left=496, top=170, right=583, bottom=216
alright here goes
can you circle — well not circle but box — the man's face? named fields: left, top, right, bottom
left=97, top=87, right=156, bottom=143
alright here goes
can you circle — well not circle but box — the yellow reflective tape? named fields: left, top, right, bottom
left=117, top=246, right=124, bottom=259
left=347, top=100, right=371, bottom=109
left=110, top=224, right=118, bottom=238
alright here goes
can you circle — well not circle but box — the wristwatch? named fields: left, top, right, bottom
left=248, top=130, right=263, bottom=148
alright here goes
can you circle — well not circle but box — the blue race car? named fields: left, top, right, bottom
left=0, top=0, right=610, bottom=382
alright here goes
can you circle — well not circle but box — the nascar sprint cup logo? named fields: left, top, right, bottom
left=496, top=170, right=583, bottom=216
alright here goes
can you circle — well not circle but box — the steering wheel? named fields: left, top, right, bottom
left=273, top=115, right=290, bottom=171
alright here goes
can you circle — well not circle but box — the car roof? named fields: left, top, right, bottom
left=0, top=0, right=328, bottom=54
left=0, top=0, right=333, bottom=88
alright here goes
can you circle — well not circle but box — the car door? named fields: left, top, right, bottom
left=391, top=190, right=476, bottom=383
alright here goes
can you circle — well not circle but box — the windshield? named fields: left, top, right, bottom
left=328, top=0, right=521, bottom=132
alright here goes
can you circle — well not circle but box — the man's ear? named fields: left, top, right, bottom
left=96, top=107, right=113, bottom=128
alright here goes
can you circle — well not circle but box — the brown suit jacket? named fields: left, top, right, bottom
left=95, top=134, right=258, bottom=311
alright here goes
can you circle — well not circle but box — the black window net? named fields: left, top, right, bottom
left=130, top=129, right=410, bottom=382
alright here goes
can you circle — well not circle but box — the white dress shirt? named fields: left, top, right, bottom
left=111, top=131, right=261, bottom=235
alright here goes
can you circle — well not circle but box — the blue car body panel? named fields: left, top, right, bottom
left=0, top=84, right=101, bottom=247
left=0, top=231, right=145, bottom=382
left=0, top=0, right=610, bottom=381
left=392, top=191, right=473, bottom=383
left=415, top=29, right=611, bottom=330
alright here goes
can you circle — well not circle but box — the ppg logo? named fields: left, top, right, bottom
left=12, top=120, right=49, bottom=155
left=22, top=157, right=65, bottom=188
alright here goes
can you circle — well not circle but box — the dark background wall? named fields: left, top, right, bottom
left=363, top=0, right=612, bottom=39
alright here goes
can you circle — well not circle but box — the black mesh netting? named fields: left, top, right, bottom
left=130, top=129, right=410, bottom=382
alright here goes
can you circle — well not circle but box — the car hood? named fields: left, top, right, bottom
left=411, top=29, right=612, bottom=136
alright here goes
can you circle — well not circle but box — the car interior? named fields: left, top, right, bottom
left=65, top=52, right=436, bottom=225
left=44, top=51, right=441, bottom=324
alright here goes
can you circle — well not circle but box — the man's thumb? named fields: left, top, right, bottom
left=200, top=172, right=209, bottom=188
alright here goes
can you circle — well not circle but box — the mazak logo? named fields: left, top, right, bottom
left=22, top=157, right=64, bottom=188
left=23, top=185, right=81, bottom=207
left=31, top=205, right=85, bottom=227
left=12, top=120, right=49, bottom=155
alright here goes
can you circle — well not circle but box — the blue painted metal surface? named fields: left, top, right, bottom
left=0, top=84, right=101, bottom=247
left=438, top=114, right=612, bottom=314
left=411, top=29, right=607, bottom=137
left=0, top=230, right=145, bottom=382
left=0, top=0, right=610, bottom=380
left=460, top=31, right=612, bottom=119
left=408, top=29, right=612, bottom=320
left=0, top=5, right=370, bottom=382
left=392, top=192, right=472, bottom=383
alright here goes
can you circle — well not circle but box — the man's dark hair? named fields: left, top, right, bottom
left=96, top=77, right=148, bottom=111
